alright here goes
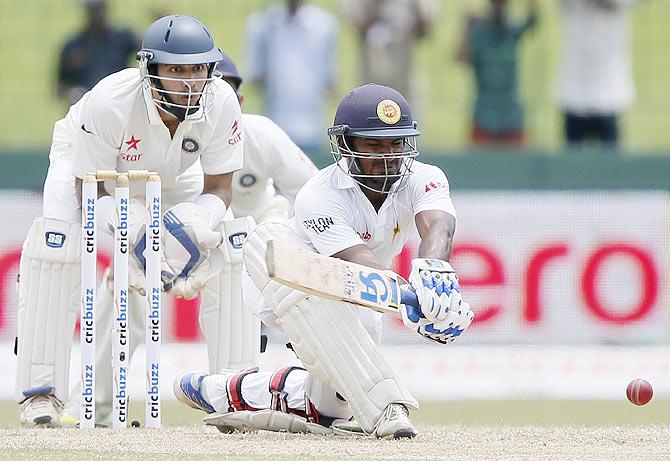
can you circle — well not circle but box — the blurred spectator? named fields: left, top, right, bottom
left=57, top=0, right=139, bottom=104
left=339, top=0, right=438, bottom=106
left=557, top=0, right=637, bottom=149
left=456, top=0, right=538, bottom=148
left=245, top=0, right=337, bottom=155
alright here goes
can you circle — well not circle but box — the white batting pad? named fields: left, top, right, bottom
left=200, top=217, right=260, bottom=373
left=243, top=222, right=418, bottom=433
left=15, top=218, right=81, bottom=403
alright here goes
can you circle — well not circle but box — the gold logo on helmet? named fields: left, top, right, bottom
left=376, top=99, right=401, bottom=125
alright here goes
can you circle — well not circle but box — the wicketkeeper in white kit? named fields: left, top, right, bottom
left=174, top=83, right=475, bottom=438
left=14, top=15, right=315, bottom=427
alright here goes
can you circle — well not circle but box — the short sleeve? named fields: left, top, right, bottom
left=72, top=93, right=124, bottom=179
left=409, top=165, right=457, bottom=218
left=258, top=117, right=317, bottom=202
left=294, top=188, right=364, bottom=256
left=199, top=88, right=244, bottom=175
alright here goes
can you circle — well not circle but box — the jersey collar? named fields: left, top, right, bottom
left=335, top=159, right=359, bottom=189
left=142, top=87, right=165, bottom=126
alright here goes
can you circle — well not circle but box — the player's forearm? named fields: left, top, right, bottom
left=202, top=173, right=233, bottom=208
left=417, top=227, right=454, bottom=261
left=332, top=244, right=386, bottom=270
left=415, top=211, right=456, bottom=261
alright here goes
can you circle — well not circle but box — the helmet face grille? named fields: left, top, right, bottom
left=329, top=134, right=419, bottom=194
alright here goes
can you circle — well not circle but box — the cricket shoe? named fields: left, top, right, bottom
left=173, top=372, right=215, bottom=413
left=372, top=403, right=417, bottom=439
left=20, top=392, right=64, bottom=428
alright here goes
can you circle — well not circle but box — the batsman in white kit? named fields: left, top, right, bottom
left=174, top=84, right=475, bottom=438
left=14, top=15, right=271, bottom=428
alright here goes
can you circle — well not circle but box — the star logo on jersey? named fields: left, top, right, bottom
left=125, top=135, right=141, bottom=150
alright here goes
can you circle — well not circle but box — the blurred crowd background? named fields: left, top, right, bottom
left=1, top=0, right=668, bottom=156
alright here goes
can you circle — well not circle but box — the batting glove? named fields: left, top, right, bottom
left=409, top=258, right=463, bottom=323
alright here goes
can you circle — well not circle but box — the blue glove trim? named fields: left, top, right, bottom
left=134, top=234, right=147, bottom=271
left=424, top=323, right=464, bottom=339
left=164, top=211, right=200, bottom=280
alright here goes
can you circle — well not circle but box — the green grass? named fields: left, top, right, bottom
left=1, top=399, right=668, bottom=428
left=2, top=0, right=670, bottom=152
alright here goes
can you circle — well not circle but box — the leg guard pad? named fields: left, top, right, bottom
left=16, top=218, right=81, bottom=403
left=204, top=409, right=333, bottom=435
left=243, top=222, right=418, bottom=433
left=201, top=217, right=260, bottom=373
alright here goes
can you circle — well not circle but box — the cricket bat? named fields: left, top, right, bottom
left=266, top=239, right=419, bottom=316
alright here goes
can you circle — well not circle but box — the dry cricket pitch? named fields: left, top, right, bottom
left=1, top=425, right=670, bottom=460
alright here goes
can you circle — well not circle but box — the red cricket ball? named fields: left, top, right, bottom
left=626, top=378, right=653, bottom=406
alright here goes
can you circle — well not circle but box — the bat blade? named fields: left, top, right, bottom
left=266, top=239, right=418, bottom=316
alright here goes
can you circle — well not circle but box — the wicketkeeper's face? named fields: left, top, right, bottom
left=154, top=63, right=209, bottom=105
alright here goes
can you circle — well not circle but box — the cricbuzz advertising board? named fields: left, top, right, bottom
left=0, top=190, right=667, bottom=345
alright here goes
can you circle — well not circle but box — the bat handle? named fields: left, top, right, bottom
left=400, top=289, right=419, bottom=308
left=400, top=288, right=424, bottom=322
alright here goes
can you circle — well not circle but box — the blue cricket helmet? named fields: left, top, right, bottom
left=138, top=15, right=223, bottom=65
left=329, top=83, right=420, bottom=138
left=216, top=53, right=243, bottom=89
left=328, top=84, right=420, bottom=194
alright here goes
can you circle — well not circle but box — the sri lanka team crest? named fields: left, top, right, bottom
left=376, top=99, right=401, bottom=125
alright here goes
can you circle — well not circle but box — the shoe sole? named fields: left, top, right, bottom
left=23, top=415, right=61, bottom=428
left=393, top=428, right=418, bottom=439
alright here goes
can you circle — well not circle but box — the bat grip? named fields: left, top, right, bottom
left=400, top=288, right=424, bottom=322
left=400, top=289, right=419, bottom=308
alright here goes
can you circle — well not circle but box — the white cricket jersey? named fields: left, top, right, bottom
left=71, top=68, right=243, bottom=206
left=293, top=160, right=456, bottom=267
left=231, top=113, right=317, bottom=221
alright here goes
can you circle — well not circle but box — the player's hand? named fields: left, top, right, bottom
left=104, top=199, right=153, bottom=294
left=399, top=293, right=474, bottom=344
left=162, top=202, right=223, bottom=299
left=128, top=236, right=175, bottom=295
left=409, top=258, right=462, bottom=322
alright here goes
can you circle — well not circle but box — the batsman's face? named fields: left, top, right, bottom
left=352, top=137, right=404, bottom=176
left=155, top=63, right=209, bottom=104
left=348, top=137, right=405, bottom=193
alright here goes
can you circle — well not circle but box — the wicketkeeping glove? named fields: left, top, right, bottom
left=163, top=202, right=224, bottom=299
left=103, top=198, right=172, bottom=294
